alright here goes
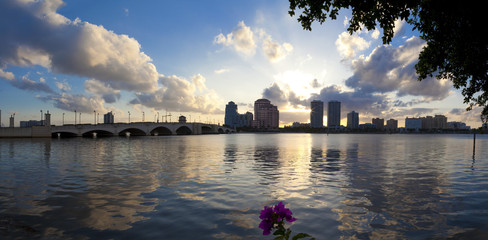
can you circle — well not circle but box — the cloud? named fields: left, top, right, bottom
left=84, top=79, right=121, bottom=103
left=214, top=21, right=257, bottom=56
left=371, top=29, right=380, bottom=40
left=40, top=93, right=107, bottom=113
left=214, top=68, right=229, bottom=74
left=345, top=36, right=452, bottom=101
left=0, top=0, right=159, bottom=92
left=55, top=81, right=71, bottom=91
left=5, top=73, right=55, bottom=94
left=259, top=30, right=293, bottom=62
left=393, top=19, right=406, bottom=38
left=335, top=32, right=370, bottom=59
left=130, top=74, right=223, bottom=114
left=215, top=21, right=293, bottom=62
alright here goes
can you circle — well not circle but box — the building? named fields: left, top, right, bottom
left=19, top=111, right=51, bottom=127
left=327, top=100, right=341, bottom=128
left=178, top=115, right=187, bottom=123
left=433, top=115, right=447, bottom=129
left=447, top=121, right=470, bottom=130
left=252, top=99, right=279, bottom=129
left=236, top=111, right=253, bottom=128
left=386, top=119, right=398, bottom=131
left=291, top=122, right=310, bottom=128
left=225, top=101, right=238, bottom=127
left=372, top=118, right=384, bottom=131
left=310, top=100, right=324, bottom=128
left=104, top=111, right=114, bottom=124
left=405, top=117, right=422, bottom=130
left=347, top=111, right=359, bottom=129
left=20, top=120, right=43, bottom=127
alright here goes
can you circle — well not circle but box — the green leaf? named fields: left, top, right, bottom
left=292, top=233, right=312, bottom=240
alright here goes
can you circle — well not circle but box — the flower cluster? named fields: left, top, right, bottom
left=259, top=201, right=296, bottom=235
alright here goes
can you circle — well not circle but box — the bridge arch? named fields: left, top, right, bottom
left=201, top=126, right=213, bottom=134
left=52, top=131, right=78, bottom=138
left=218, top=128, right=224, bottom=134
left=82, top=130, right=114, bottom=137
left=118, top=128, right=147, bottom=136
left=150, top=126, right=173, bottom=136
left=176, top=126, right=192, bottom=135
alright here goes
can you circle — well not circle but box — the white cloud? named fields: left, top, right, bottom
left=259, top=30, right=293, bottom=62
left=393, top=19, right=406, bottom=38
left=214, top=68, right=229, bottom=74
left=371, top=29, right=380, bottom=40
left=41, top=92, right=108, bottom=113
left=0, top=0, right=159, bottom=93
left=0, top=69, right=15, bottom=80
left=215, top=21, right=293, bottom=62
left=345, top=36, right=452, bottom=101
left=130, top=74, right=223, bottom=114
left=335, top=32, right=370, bottom=59
left=214, top=21, right=256, bottom=56
left=84, top=79, right=121, bottom=104
left=55, top=80, right=71, bottom=91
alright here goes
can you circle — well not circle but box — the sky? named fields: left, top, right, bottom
left=0, top=0, right=483, bottom=128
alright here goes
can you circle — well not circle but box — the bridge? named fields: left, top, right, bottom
left=51, top=122, right=235, bottom=137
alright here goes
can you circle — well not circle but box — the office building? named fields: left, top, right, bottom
left=327, top=100, right=341, bottom=128
left=372, top=118, right=384, bottom=131
left=347, top=111, right=359, bottom=129
left=405, top=117, right=422, bottom=130
left=252, top=99, right=279, bottom=129
left=225, top=101, right=238, bottom=127
left=310, top=100, right=324, bottom=128
left=104, top=111, right=114, bottom=124
left=386, top=119, right=398, bottom=130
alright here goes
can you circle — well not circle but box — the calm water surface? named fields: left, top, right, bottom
left=1, top=134, right=487, bottom=239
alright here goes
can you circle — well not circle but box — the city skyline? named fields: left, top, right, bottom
left=0, top=0, right=483, bottom=128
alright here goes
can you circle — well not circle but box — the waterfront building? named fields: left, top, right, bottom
left=386, top=119, right=398, bottom=131
left=447, top=121, right=470, bottom=130
left=327, top=100, right=341, bottom=128
left=372, top=118, right=384, bottom=131
left=252, top=99, right=279, bottom=129
left=347, top=111, right=359, bottom=129
left=20, top=120, right=43, bottom=127
left=405, top=117, right=422, bottom=130
left=236, top=111, right=253, bottom=128
left=310, top=100, right=324, bottom=128
left=291, top=122, right=310, bottom=128
left=359, top=123, right=376, bottom=130
left=178, top=115, right=187, bottom=123
left=225, top=101, right=238, bottom=127
left=433, top=115, right=447, bottom=129
left=104, top=111, right=114, bottom=124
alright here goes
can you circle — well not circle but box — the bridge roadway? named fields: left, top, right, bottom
left=52, top=122, right=235, bottom=137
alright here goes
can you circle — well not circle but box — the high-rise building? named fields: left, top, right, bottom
left=327, top=100, right=341, bottom=128
left=252, top=99, right=279, bottom=129
left=372, top=118, right=384, bottom=131
left=310, top=100, right=324, bottom=128
left=405, top=117, right=422, bottom=130
left=104, top=111, right=114, bottom=124
left=433, top=115, right=447, bottom=129
left=386, top=119, right=398, bottom=130
left=225, top=101, right=238, bottom=127
left=347, top=111, right=359, bottom=129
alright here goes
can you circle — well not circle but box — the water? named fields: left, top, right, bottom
left=1, top=134, right=487, bottom=239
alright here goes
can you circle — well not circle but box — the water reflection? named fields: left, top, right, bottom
left=334, top=135, right=453, bottom=239
left=0, top=134, right=487, bottom=239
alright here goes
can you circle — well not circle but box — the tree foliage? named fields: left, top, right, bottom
left=289, top=0, right=488, bottom=122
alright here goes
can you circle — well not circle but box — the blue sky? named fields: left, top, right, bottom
left=0, top=0, right=482, bottom=127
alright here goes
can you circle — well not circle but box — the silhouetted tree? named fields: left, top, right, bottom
left=289, top=0, right=488, bottom=122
